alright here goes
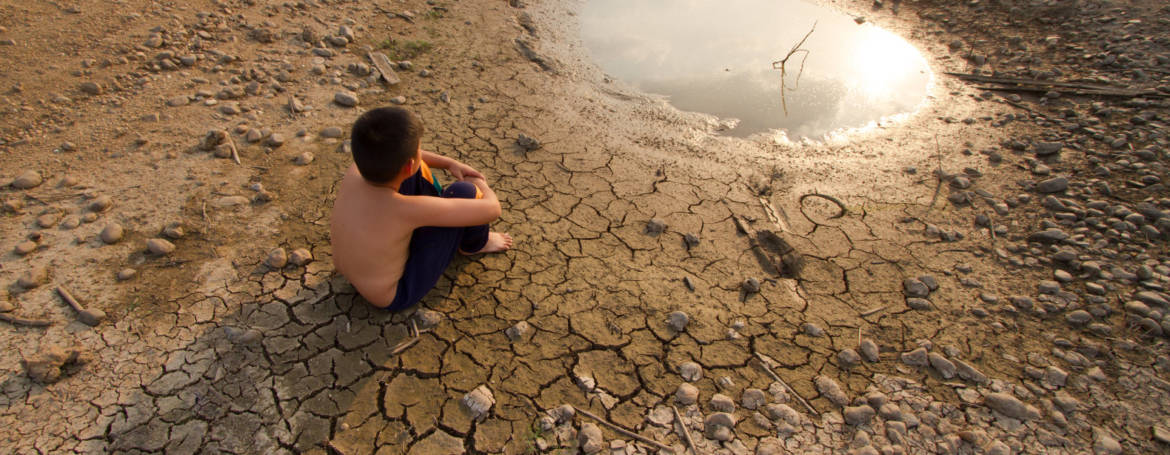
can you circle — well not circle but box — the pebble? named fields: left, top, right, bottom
left=844, top=405, right=876, bottom=426
left=927, top=352, right=957, bottom=379
left=764, top=403, right=801, bottom=426
left=802, top=322, right=824, bottom=337
left=415, top=309, right=443, bottom=329
left=334, top=91, right=359, bottom=107
left=645, top=218, right=666, bottom=234
left=743, top=277, right=761, bottom=293
left=1066, top=310, right=1092, bottom=325
left=16, top=267, right=48, bottom=289
left=389, top=95, right=406, bottom=105
left=1029, top=228, right=1069, bottom=243
left=577, top=423, right=603, bottom=454
left=146, top=238, right=175, bottom=255
left=814, top=375, right=849, bottom=407
left=710, top=393, right=736, bottom=412
left=906, top=298, right=933, bottom=311
left=289, top=248, right=313, bottom=266
left=903, top=278, right=930, bottom=297
left=461, top=385, right=495, bottom=420
left=984, top=392, right=1039, bottom=421
left=675, top=383, right=699, bottom=405
left=704, top=412, right=736, bottom=437
left=100, top=223, right=124, bottom=244
left=293, top=152, right=314, bottom=165
left=267, top=133, right=286, bottom=148
left=14, top=241, right=36, bottom=255
left=666, top=310, right=689, bottom=331
left=79, top=81, right=103, bottom=95
left=1036, top=176, right=1069, bottom=193
left=265, top=248, right=288, bottom=268
left=1035, top=142, right=1063, bottom=156
left=320, top=126, right=344, bottom=138
left=88, top=195, right=113, bottom=212
left=59, top=215, right=80, bottom=229
left=741, top=388, right=766, bottom=410
left=860, top=339, right=880, bottom=362
left=11, top=170, right=43, bottom=189
left=838, top=349, right=862, bottom=369
left=901, top=347, right=929, bottom=367
left=116, top=268, right=137, bottom=281
left=1092, top=427, right=1122, bottom=455
left=22, top=345, right=88, bottom=384
left=679, top=361, right=702, bottom=381
left=954, top=359, right=989, bottom=384
left=36, top=213, right=59, bottom=228
left=505, top=321, right=531, bottom=341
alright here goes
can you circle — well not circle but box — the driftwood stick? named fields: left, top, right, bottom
left=573, top=406, right=675, bottom=453
left=755, top=353, right=819, bottom=417
left=0, top=312, right=52, bottom=327
left=226, top=135, right=241, bottom=165
left=860, top=306, right=887, bottom=317
left=409, top=319, right=418, bottom=338
left=56, top=286, right=84, bottom=312
left=390, top=337, right=419, bottom=355
left=670, top=405, right=696, bottom=455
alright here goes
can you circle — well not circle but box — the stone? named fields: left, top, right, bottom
left=901, top=347, right=929, bottom=367
left=517, top=134, right=542, bottom=151
left=199, top=130, right=227, bottom=151
left=1029, top=228, right=1069, bottom=243
left=88, top=195, right=113, bottom=212
left=577, top=423, right=603, bottom=454
left=289, top=248, right=313, bottom=266
left=906, top=298, right=933, bottom=311
left=838, top=349, right=862, bottom=369
left=710, top=393, right=736, bottom=412
left=320, top=126, right=344, bottom=138
left=802, top=322, right=824, bottom=337
left=666, top=310, right=689, bottom=331
left=814, top=375, right=848, bottom=407
left=263, top=247, right=289, bottom=269
left=928, top=353, right=957, bottom=379
left=11, top=170, right=43, bottom=189
left=415, top=309, right=443, bottom=329
left=334, top=91, right=359, bottom=107
left=860, top=339, right=880, bottom=362
left=14, top=241, right=36, bottom=255
left=461, top=385, right=494, bottom=421
left=844, top=405, right=876, bottom=426
left=954, top=359, right=989, bottom=384
left=1035, top=142, right=1063, bottom=156
left=743, top=277, right=761, bottom=293
left=764, top=403, right=801, bottom=426
left=36, top=213, right=58, bottom=228
left=1092, top=427, right=1122, bottom=455
left=116, top=268, right=137, bottom=281
left=984, top=392, right=1039, bottom=421
left=389, top=95, right=407, bottom=104
left=679, top=361, right=702, bottom=381
left=1036, top=177, right=1069, bottom=193
left=903, top=278, right=930, bottom=297
left=704, top=412, right=736, bottom=429
left=146, top=238, right=175, bottom=255
left=645, top=218, right=666, bottom=234
left=100, top=223, right=124, bottom=244
left=268, top=133, right=286, bottom=147
left=23, top=345, right=88, bottom=384
left=741, top=388, right=766, bottom=410
left=79, top=81, right=103, bottom=95
left=162, top=224, right=184, bottom=239
left=1044, top=366, right=1068, bottom=388
left=17, top=267, right=49, bottom=289
left=1135, top=291, right=1169, bottom=308
left=505, top=321, right=531, bottom=341
left=1066, top=310, right=1092, bottom=325
left=166, top=95, right=189, bottom=106
left=675, top=383, right=698, bottom=405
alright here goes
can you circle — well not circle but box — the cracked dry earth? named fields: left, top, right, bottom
left=3, top=0, right=1170, bottom=453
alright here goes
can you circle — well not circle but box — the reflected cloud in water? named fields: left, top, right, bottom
left=580, top=0, right=932, bottom=140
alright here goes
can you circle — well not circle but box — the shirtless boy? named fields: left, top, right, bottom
left=331, top=107, right=512, bottom=310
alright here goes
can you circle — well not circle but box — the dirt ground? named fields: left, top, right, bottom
left=1, top=0, right=1169, bottom=453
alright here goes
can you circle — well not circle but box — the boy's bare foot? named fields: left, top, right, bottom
left=461, top=232, right=513, bottom=254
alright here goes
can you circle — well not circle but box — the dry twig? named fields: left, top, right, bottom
left=772, top=22, right=817, bottom=116
left=755, top=353, right=819, bottom=417
left=671, top=405, right=696, bottom=454
left=0, top=313, right=52, bottom=327
left=573, top=406, right=675, bottom=453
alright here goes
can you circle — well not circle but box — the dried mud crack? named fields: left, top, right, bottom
left=2, top=0, right=1170, bottom=454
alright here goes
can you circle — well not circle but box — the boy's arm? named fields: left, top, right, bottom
left=420, top=150, right=483, bottom=180
left=408, top=177, right=501, bottom=227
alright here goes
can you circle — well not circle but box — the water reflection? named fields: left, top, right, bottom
left=580, top=0, right=931, bottom=140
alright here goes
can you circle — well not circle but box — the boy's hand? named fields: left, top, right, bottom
left=447, top=162, right=484, bottom=181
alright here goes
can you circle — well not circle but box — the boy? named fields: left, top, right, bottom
left=331, top=107, right=512, bottom=310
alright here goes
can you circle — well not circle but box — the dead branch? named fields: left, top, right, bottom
left=0, top=312, right=52, bottom=327
left=573, top=406, right=675, bottom=453
left=755, top=353, right=819, bottom=417
left=772, top=22, right=817, bottom=116
left=671, top=405, right=696, bottom=454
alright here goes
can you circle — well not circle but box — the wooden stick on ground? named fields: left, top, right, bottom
left=390, top=337, right=419, bottom=355
left=755, top=353, right=819, bottom=417
left=573, top=406, right=675, bottom=453
left=226, top=135, right=241, bottom=165
left=670, top=405, right=696, bottom=455
left=860, top=306, right=887, bottom=317
left=0, top=312, right=52, bottom=327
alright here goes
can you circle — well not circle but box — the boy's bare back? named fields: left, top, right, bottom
left=331, top=165, right=415, bottom=306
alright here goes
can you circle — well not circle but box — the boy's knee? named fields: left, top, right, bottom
left=442, top=181, right=478, bottom=199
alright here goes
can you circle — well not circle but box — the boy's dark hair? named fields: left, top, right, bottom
left=350, top=107, right=424, bottom=184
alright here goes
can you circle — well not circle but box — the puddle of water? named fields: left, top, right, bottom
left=579, top=0, right=932, bottom=140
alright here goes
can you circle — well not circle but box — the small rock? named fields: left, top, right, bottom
left=16, top=267, right=49, bottom=289
left=802, top=322, right=824, bottom=337
left=162, top=224, right=184, bottom=239
left=461, top=385, right=495, bottom=421
left=415, top=309, right=443, bottom=330
left=838, top=349, right=862, bottom=369
left=860, top=339, right=879, bottom=362
left=79, top=81, right=103, bottom=95
left=741, top=388, right=766, bottom=410
left=906, top=298, right=933, bottom=311
left=901, top=347, right=929, bottom=367
left=710, top=393, right=736, bottom=413
left=14, top=241, right=37, bottom=256
left=517, top=134, right=542, bottom=151
left=814, top=375, right=849, bottom=407
left=743, top=277, right=761, bottom=293
left=1028, top=228, right=1069, bottom=243
left=36, top=213, right=59, bottom=228
left=88, top=195, right=113, bottom=212
left=267, top=133, right=286, bottom=147
left=11, top=170, right=44, bottom=189
left=704, top=412, right=736, bottom=431
left=1092, top=427, right=1122, bottom=455
left=1036, top=177, right=1069, bottom=194
left=577, top=423, right=603, bottom=454
left=505, top=320, right=531, bottom=341
left=293, top=152, right=314, bottom=165
left=389, top=95, right=406, bottom=105
left=984, top=392, right=1040, bottom=421
left=116, top=268, right=137, bottom=281
left=844, top=405, right=876, bottom=426
left=675, top=383, right=699, bottom=405
left=954, top=359, right=989, bottom=384
left=146, top=238, right=175, bottom=255
left=928, top=352, right=957, bottom=379
left=683, top=233, right=700, bottom=249
left=645, top=218, right=666, bottom=234
left=334, top=91, right=359, bottom=107
left=679, top=361, right=702, bottom=381
left=289, top=248, right=313, bottom=266
left=265, top=248, right=288, bottom=268
left=903, top=278, right=930, bottom=297
left=22, top=345, right=88, bottom=384
left=666, top=311, right=689, bottom=331
left=320, top=126, right=344, bottom=138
